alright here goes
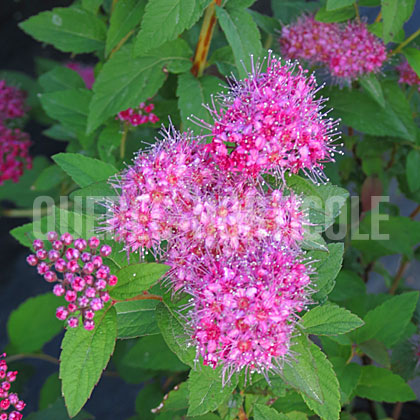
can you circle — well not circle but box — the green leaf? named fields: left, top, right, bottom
left=381, top=0, right=415, bottom=43
left=87, top=39, right=192, bottom=133
left=326, top=0, right=355, bottom=10
left=403, top=47, right=420, bottom=78
left=355, top=291, right=419, bottom=347
left=154, top=381, right=189, bottom=413
left=248, top=10, right=282, bottom=34
left=187, top=366, right=237, bottom=416
left=19, top=7, right=106, bottom=54
left=115, top=299, right=160, bottom=339
left=301, top=341, right=341, bottom=420
left=208, top=46, right=237, bottom=76
left=368, top=21, right=405, bottom=42
left=406, top=150, right=420, bottom=192
left=215, top=6, right=262, bottom=79
left=7, top=293, right=63, bottom=353
left=43, top=124, right=77, bottom=142
left=97, top=122, right=121, bottom=165
left=359, top=73, right=385, bottom=108
left=39, top=66, right=85, bottom=92
left=156, top=302, right=195, bottom=367
left=26, top=397, right=93, bottom=420
left=69, top=180, right=114, bottom=202
left=123, top=334, right=188, bottom=371
left=33, top=164, right=67, bottom=192
left=39, top=89, right=92, bottom=134
left=329, top=270, right=366, bottom=302
left=315, top=6, right=355, bottom=22
left=330, top=358, right=361, bottom=404
left=52, top=152, right=117, bottom=187
left=82, top=0, right=103, bottom=13
left=358, top=340, right=390, bottom=368
left=177, top=72, right=220, bottom=131
left=135, top=0, right=210, bottom=55
left=60, top=306, right=117, bottom=417
left=106, top=0, right=146, bottom=56
left=271, top=1, right=320, bottom=23
left=307, top=243, right=344, bottom=300
left=254, top=404, right=288, bottom=420
left=39, top=373, right=61, bottom=410
left=356, top=366, right=416, bottom=402
left=328, top=82, right=417, bottom=142
left=302, top=303, right=364, bottom=336
left=110, top=263, right=170, bottom=300
left=281, top=335, right=323, bottom=404
left=135, top=383, right=164, bottom=420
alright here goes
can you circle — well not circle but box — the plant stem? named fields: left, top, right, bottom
left=354, top=3, right=360, bottom=22
left=191, top=0, right=222, bottom=77
left=410, top=204, right=420, bottom=219
left=111, top=0, right=118, bottom=13
left=390, top=28, right=420, bottom=56
left=392, top=401, right=403, bottom=420
left=5, top=353, right=59, bottom=365
left=1, top=207, right=51, bottom=218
left=109, top=30, right=134, bottom=58
left=389, top=259, right=409, bottom=295
left=374, top=10, right=382, bottom=23
left=120, top=122, right=129, bottom=159
left=114, top=293, right=163, bottom=303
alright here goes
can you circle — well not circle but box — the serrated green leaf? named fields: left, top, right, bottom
left=43, top=124, right=77, bottom=142
left=281, top=335, right=323, bottom=404
left=135, top=0, right=210, bottom=55
left=82, top=0, right=103, bottom=13
left=7, top=293, right=63, bottom=352
left=69, top=180, right=114, bottom=202
left=33, top=164, right=67, bottom=191
left=406, top=149, right=420, bottom=192
left=254, top=404, right=288, bottom=420
left=248, top=10, right=282, bottom=34
left=356, top=366, right=415, bottom=402
left=308, top=243, right=344, bottom=300
left=208, top=46, right=237, bottom=76
left=403, top=47, right=420, bottom=78
left=330, top=358, right=361, bottom=404
left=60, top=306, right=117, bottom=417
left=329, top=270, right=366, bottom=303
left=381, top=0, right=415, bottom=43
left=106, top=0, right=146, bottom=56
left=358, top=340, right=390, bottom=368
left=87, top=39, right=192, bottom=133
left=187, top=366, right=237, bottom=416
left=110, top=263, right=169, bottom=300
left=154, top=381, right=189, bottom=413
left=156, top=302, right=195, bottom=367
left=177, top=72, right=220, bottom=131
left=52, top=152, right=117, bottom=187
left=315, top=6, right=355, bottom=22
left=302, top=303, right=363, bottom=336
left=39, top=88, right=92, bottom=134
left=355, top=291, right=419, bottom=347
left=39, top=66, right=85, bottom=92
left=115, top=299, right=160, bottom=339
left=215, top=6, right=262, bottom=79
left=326, top=0, right=355, bottom=10
left=19, top=7, right=106, bottom=54
left=359, top=73, right=385, bottom=108
left=301, top=342, right=341, bottom=420
left=97, top=121, right=121, bottom=165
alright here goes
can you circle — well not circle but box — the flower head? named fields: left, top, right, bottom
left=205, top=53, right=339, bottom=182
left=0, top=354, right=25, bottom=420
left=26, top=233, right=118, bottom=330
left=117, top=100, right=159, bottom=126
left=397, top=61, right=420, bottom=91
left=0, top=81, right=27, bottom=121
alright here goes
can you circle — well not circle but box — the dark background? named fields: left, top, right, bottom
left=1, top=0, right=420, bottom=419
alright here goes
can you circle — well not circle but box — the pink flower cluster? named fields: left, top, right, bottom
left=0, top=80, right=31, bottom=185
left=280, top=16, right=387, bottom=81
left=0, top=354, right=25, bottom=420
left=117, top=101, right=159, bottom=126
left=26, top=233, right=118, bottom=331
left=397, top=61, right=420, bottom=91
left=204, top=54, right=339, bottom=182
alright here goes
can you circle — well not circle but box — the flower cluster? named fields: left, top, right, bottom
left=26, top=233, right=118, bottom=331
left=280, top=16, right=387, bottom=82
left=0, top=80, right=31, bottom=185
left=117, top=101, right=159, bottom=126
left=0, top=354, right=25, bottom=420
left=204, top=54, right=339, bottom=182
left=397, top=61, right=420, bottom=91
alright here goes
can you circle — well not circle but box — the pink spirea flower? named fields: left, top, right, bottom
left=397, top=61, right=420, bottom=91
left=0, top=353, right=25, bottom=420
left=0, top=124, right=32, bottom=185
left=66, top=62, right=95, bottom=90
left=0, top=81, right=27, bottom=121
left=26, top=233, right=118, bottom=331
left=187, top=246, right=312, bottom=379
left=117, top=100, right=159, bottom=126
left=280, top=16, right=387, bottom=82
left=205, top=53, right=339, bottom=181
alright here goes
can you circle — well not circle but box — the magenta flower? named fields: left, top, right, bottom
left=0, top=354, right=25, bottom=420
left=0, top=81, right=27, bottom=121
left=26, top=233, right=118, bottom=331
left=117, top=100, right=159, bottom=126
left=397, top=61, right=420, bottom=91
left=204, top=53, right=339, bottom=182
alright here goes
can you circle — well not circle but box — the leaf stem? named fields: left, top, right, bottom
left=109, top=30, right=134, bottom=59
left=114, top=293, right=163, bottom=303
left=354, top=3, right=360, bottom=22
left=5, top=353, right=59, bottom=365
left=111, top=0, right=118, bottom=13
left=119, top=122, right=129, bottom=159
left=390, top=28, right=420, bottom=56
left=410, top=204, right=420, bottom=219
left=374, top=10, right=382, bottom=23
left=191, top=0, right=222, bottom=77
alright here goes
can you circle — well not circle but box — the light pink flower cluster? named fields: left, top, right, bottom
left=397, top=61, right=420, bottom=91
left=66, top=62, right=95, bottom=90
left=26, top=233, right=118, bottom=331
left=0, top=354, right=25, bottom=420
left=280, top=16, right=387, bottom=81
left=0, top=80, right=31, bottom=185
left=204, top=54, right=339, bottom=182
left=117, top=101, right=159, bottom=126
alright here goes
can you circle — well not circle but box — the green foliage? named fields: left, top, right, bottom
left=381, top=0, right=415, bottom=43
